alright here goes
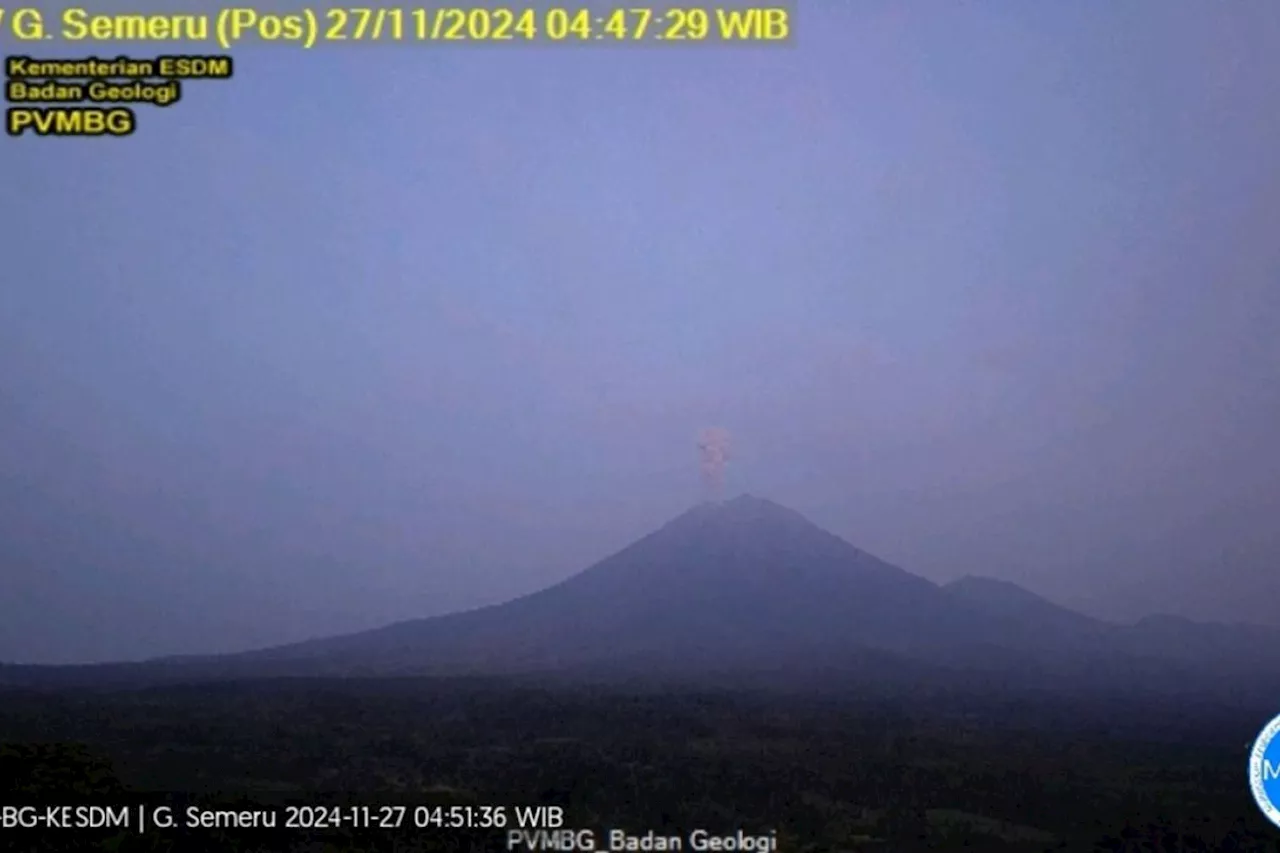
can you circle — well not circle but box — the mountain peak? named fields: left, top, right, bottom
left=723, top=492, right=773, bottom=506
left=682, top=493, right=808, bottom=523
left=659, top=494, right=842, bottom=551
left=691, top=493, right=782, bottom=510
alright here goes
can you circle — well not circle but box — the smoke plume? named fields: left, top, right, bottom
left=698, top=427, right=732, bottom=500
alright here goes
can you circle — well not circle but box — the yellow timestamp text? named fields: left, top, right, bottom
left=0, top=6, right=791, bottom=49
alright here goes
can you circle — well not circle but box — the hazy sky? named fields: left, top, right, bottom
left=3, top=3, right=1279, bottom=663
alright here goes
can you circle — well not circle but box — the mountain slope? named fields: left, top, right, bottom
left=237, top=496, right=1125, bottom=678
left=944, top=575, right=1109, bottom=644
left=4, top=495, right=1278, bottom=696
left=243, top=495, right=1002, bottom=674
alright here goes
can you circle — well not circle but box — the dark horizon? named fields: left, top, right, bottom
left=4, top=3, right=1280, bottom=664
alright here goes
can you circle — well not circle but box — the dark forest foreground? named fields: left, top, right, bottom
left=1, top=678, right=1277, bottom=851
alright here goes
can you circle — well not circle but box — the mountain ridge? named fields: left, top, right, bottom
left=3, top=495, right=1277, bottom=697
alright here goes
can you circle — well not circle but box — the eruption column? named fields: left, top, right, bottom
left=698, top=427, right=732, bottom=501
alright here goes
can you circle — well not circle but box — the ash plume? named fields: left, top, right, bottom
left=698, top=427, right=732, bottom=501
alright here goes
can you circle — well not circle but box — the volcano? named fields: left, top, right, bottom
left=197, top=495, right=1172, bottom=680
left=5, top=495, right=1278, bottom=693
left=240, top=493, right=993, bottom=676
